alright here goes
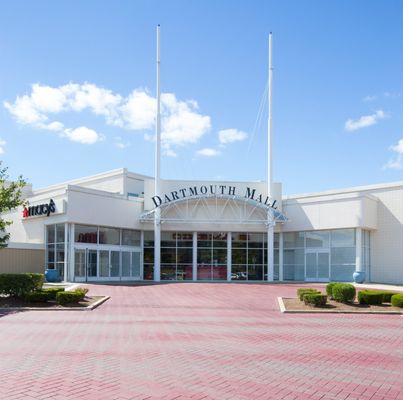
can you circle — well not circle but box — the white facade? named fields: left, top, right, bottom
left=2, top=168, right=403, bottom=284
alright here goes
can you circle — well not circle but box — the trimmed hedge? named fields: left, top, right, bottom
left=41, top=287, right=65, bottom=300
left=75, top=287, right=88, bottom=301
left=326, top=282, right=339, bottom=299
left=297, top=288, right=321, bottom=301
left=303, top=293, right=327, bottom=307
left=391, top=294, right=403, bottom=308
left=56, top=291, right=83, bottom=306
left=25, top=291, right=53, bottom=303
left=379, top=292, right=399, bottom=303
left=358, top=290, right=384, bottom=305
left=0, top=273, right=44, bottom=297
left=332, top=283, right=356, bottom=303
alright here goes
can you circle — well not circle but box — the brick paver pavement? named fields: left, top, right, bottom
left=0, top=283, right=402, bottom=400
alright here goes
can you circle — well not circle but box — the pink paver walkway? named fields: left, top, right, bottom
left=0, top=283, right=402, bottom=400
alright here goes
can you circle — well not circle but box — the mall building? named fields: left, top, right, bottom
left=1, top=167, right=402, bottom=284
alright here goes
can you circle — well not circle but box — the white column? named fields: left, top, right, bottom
left=356, top=228, right=362, bottom=272
left=227, top=232, right=232, bottom=282
left=140, top=231, right=144, bottom=280
left=192, top=232, right=197, bottom=281
left=267, top=221, right=275, bottom=281
left=153, top=25, right=161, bottom=282
left=279, top=232, right=284, bottom=281
left=69, top=224, right=75, bottom=282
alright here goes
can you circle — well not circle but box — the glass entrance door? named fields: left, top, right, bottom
left=99, top=249, right=121, bottom=280
left=305, top=250, right=330, bottom=281
left=74, top=248, right=98, bottom=282
left=121, top=251, right=141, bottom=280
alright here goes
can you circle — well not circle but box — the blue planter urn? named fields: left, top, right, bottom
left=353, top=271, right=366, bottom=284
left=45, top=269, right=60, bottom=283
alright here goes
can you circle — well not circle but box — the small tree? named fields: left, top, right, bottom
left=0, top=161, right=26, bottom=249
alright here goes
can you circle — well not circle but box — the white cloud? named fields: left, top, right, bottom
left=384, top=139, right=403, bottom=170
left=363, top=95, right=377, bottom=102
left=218, top=128, right=248, bottom=144
left=63, top=126, right=102, bottom=144
left=4, top=83, right=212, bottom=150
left=114, top=136, right=130, bottom=150
left=0, top=139, right=5, bottom=154
left=345, top=110, right=386, bottom=131
left=196, top=148, right=221, bottom=157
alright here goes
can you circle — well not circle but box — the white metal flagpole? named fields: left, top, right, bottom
left=267, top=32, right=274, bottom=282
left=154, top=25, right=161, bottom=282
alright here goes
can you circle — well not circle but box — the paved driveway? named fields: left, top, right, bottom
left=0, top=283, right=402, bottom=400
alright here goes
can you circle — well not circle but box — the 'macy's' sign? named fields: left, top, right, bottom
left=152, top=185, right=277, bottom=209
left=23, top=199, right=56, bottom=218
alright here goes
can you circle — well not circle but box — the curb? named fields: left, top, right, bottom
left=278, top=297, right=403, bottom=315
left=0, top=296, right=110, bottom=312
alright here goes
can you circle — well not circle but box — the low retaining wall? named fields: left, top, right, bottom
left=0, top=248, right=45, bottom=273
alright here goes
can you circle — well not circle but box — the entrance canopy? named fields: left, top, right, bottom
left=140, top=194, right=287, bottom=226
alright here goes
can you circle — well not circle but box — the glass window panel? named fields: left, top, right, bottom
left=143, top=264, right=154, bottom=280
left=47, top=225, right=55, bottom=244
left=161, top=264, right=176, bottom=280
left=274, top=233, right=280, bottom=249
left=197, top=248, right=211, bottom=264
left=75, top=225, right=98, bottom=244
left=143, top=248, right=154, bottom=264
left=74, top=250, right=85, bottom=277
left=55, top=263, right=64, bottom=280
left=161, top=231, right=176, bottom=247
left=213, top=248, right=227, bottom=264
left=284, top=249, right=304, bottom=265
left=99, top=227, right=120, bottom=245
left=56, top=224, right=65, bottom=243
left=143, top=231, right=154, bottom=247
left=331, top=229, right=355, bottom=247
left=122, top=230, right=140, bottom=246
left=231, top=265, right=247, bottom=280
left=273, top=264, right=279, bottom=281
left=248, top=249, right=263, bottom=265
left=47, top=249, right=55, bottom=263
left=331, top=247, right=355, bottom=265
left=283, top=264, right=304, bottom=281
left=232, top=233, right=248, bottom=248
left=175, top=232, right=193, bottom=241
left=213, top=265, right=227, bottom=280
left=274, top=249, right=279, bottom=265
left=330, top=264, right=355, bottom=282
left=248, top=264, right=263, bottom=280
left=122, top=252, right=131, bottom=276
left=197, top=233, right=212, bottom=246
left=177, top=264, right=192, bottom=280
left=283, top=232, right=305, bottom=248
left=99, top=250, right=110, bottom=277
left=197, top=264, right=212, bottom=280
left=232, top=248, right=247, bottom=264
left=161, top=248, right=176, bottom=264
left=177, top=248, right=192, bottom=263
left=56, top=244, right=64, bottom=263
left=248, top=233, right=264, bottom=249
left=306, top=231, right=329, bottom=248
left=110, top=251, right=120, bottom=277
left=47, top=262, right=55, bottom=270
left=131, top=252, right=141, bottom=277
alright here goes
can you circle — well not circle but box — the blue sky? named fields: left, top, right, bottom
left=0, top=0, right=402, bottom=195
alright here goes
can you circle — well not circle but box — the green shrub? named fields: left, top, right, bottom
left=0, top=273, right=44, bottom=297
left=326, top=282, right=339, bottom=299
left=74, top=287, right=88, bottom=301
left=56, top=291, right=83, bottom=306
left=41, top=287, right=65, bottom=300
left=303, top=293, right=327, bottom=307
left=379, top=292, right=399, bottom=303
left=332, top=283, right=356, bottom=303
left=297, top=288, right=321, bottom=301
left=391, top=294, right=403, bottom=308
left=357, top=290, right=384, bottom=305
left=25, top=291, right=52, bottom=303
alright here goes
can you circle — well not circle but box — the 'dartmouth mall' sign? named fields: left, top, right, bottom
left=152, top=185, right=277, bottom=209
